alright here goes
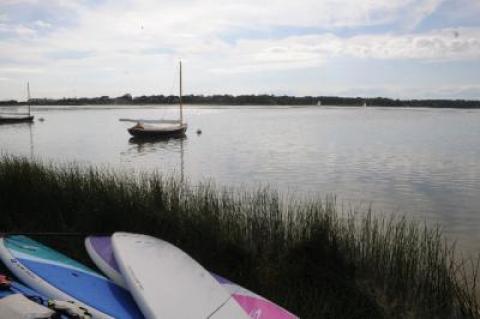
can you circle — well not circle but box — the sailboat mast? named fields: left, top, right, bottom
left=179, top=61, right=183, bottom=124
left=27, top=81, right=31, bottom=115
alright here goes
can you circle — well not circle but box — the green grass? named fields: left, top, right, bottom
left=0, top=155, right=478, bottom=318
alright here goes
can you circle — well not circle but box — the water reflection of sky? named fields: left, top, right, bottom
left=1, top=106, right=479, bottom=255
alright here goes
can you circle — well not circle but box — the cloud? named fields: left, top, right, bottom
left=34, top=20, right=51, bottom=28
left=45, top=49, right=93, bottom=60
left=0, top=66, right=44, bottom=74
left=0, top=0, right=479, bottom=99
left=401, top=0, right=445, bottom=30
left=0, top=23, right=36, bottom=36
left=207, top=27, right=480, bottom=74
left=116, top=0, right=441, bottom=31
left=0, top=0, right=454, bottom=65
left=341, top=28, right=480, bottom=61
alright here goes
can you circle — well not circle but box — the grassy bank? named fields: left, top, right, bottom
left=0, top=156, right=478, bottom=318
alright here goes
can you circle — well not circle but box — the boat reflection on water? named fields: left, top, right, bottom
left=0, top=115, right=34, bottom=124
left=128, top=134, right=187, bottom=155
left=127, top=134, right=186, bottom=182
left=0, top=121, right=35, bottom=159
left=128, top=133, right=186, bottom=146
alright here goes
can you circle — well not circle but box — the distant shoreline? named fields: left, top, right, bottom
left=1, top=93, right=479, bottom=108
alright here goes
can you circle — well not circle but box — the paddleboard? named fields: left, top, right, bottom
left=86, top=235, right=298, bottom=319
left=85, top=236, right=127, bottom=289
left=111, top=232, right=251, bottom=319
left=212, top=274, right=298, bottom=319
left=0, top=275, right=72, bottom=319
left=0, top=235, right=143, bottom=319
left=0, top=274, right=44, bottom=300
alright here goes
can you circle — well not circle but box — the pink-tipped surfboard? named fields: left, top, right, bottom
left=86, top=234, right=298, bottom=319
left=114, top=232, right=249, bottom=319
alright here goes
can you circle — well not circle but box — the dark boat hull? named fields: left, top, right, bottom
left=128, top=125, right=187, bottom=138
left=0, top=115, right=34, bottom=124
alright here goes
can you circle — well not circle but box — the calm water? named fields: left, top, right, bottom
left=1, top=105, right=479, bottom=254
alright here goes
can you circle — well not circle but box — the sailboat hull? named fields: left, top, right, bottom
left=128, top=124, right=187, bottom=138
left=0, top=115, right=34, bottom=124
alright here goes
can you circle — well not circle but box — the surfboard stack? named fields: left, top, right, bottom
left=0, top=233, right=299, bottom=319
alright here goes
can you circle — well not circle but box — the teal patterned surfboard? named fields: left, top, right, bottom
left=0, top=235, right=143, bottom=319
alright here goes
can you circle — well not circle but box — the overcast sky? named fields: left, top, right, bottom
left=1, top=0, right=480, bottom=100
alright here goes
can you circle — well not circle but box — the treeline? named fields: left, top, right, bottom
left=1, top=93, right=479, bottom=108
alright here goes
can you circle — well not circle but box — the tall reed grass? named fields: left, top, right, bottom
left=0, top=155, right=478, bottom=318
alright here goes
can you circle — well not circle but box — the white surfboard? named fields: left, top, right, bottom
left=112, top=232, right=250, bottom=319
left=86, top=235, right=299, bottom=319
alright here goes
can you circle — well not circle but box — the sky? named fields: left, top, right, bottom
left=1, top=0, right=480, bottom=100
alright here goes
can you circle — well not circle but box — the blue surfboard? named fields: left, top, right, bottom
left=0, top=235, right=143, bottom=319
left=1, top=275, right=41, bottom=299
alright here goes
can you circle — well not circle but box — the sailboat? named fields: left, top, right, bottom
left=0, top=82, right=34, bottom=124
left=127, top=62, right=187, bottom=138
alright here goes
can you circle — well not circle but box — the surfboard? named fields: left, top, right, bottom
left=211, top=274, right=298, bottom=319
left=0, top=275, right=72, bottom=319
left=1, top=274, right=41, bottom=300
left=0, top=235, right=144, bottom=319
left=87, top=234, right=298, bottom=319
left=111, top=232, right=251, bottom=319
left=85, top=236, right=127, bottom=289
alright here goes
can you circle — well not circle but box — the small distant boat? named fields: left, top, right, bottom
left=128, top=62, right=187, bottom=138
left=0, top=114, right=34, bottom=124
left=363, top=101, right=367, bottom=108
left=0, top=82, right=34, bottom=124
left=317, top=100, right=322, bottom=106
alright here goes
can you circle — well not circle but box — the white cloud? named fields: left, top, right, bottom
left=401, top=0, right=445, bottom=30
left=0, top=67, right=45, bottom=74
left=206, top=27, right=480, bottom=74
left=0, top=0, right=455, bottom=67
left=114, top=0, right=439, bottom=31
left=34, top=20, right=52, bottom=28
left=0, top=0, right=479, bottom=99
left=0, top=23, right=36, bottom=36
left=342, top=28, right=480, bottom=61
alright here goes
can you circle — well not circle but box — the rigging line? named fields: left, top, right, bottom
left=29, top=121, right=33, bottom=160
left=27, top=81, right=31, bottom=115
left=168, top=62, right=178, bottom=100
